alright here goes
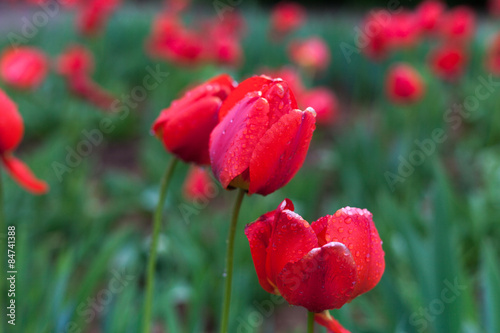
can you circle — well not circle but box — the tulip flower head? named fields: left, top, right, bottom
left=439, top=6, right=476, bottom=43
left=289, top=37, right=330, bottom=72
left=271, top=2, right=306, bottom=37
left=360, top=11, right=391, bottom=61
left=386, top=63, right=425, bottom=104
left=299, top=88, right=339, bottom=126
left=210, top=75, right=316, bottom=196
left=76, top=0, right=122, bottom=37
left=429, top=44, right=467, bottom=81
left=56, top=45, right=95, bottom=78
left=0, top=47, right=48, bottom=90
left=416, top=0, right=446, bottom=34
left=385, top=11, right=422, bottom=50
left=0, top=89, right=48, bottom=194
left=153, top=74, right=237, bottom=165
left=183, top=166, right=215, bottom=202
left=245, top=199, right=384, bottom=330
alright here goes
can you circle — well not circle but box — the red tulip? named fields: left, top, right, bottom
left=263, top=67, right=305, bottom=97
left=0, top=47, right=48, bottom=90
left=0, top=89, right=48, bottom=194
left=183, top=166, right=215, bottom=202
left=386, top=63, right=425, bottom=104
left=152, top=74, right=236, bottom=165
left=439, top=6, right=476, bottom=43
left=416, top=0, right=446, bottom=34
left=245, top=199, right=384, bottom=331
left=289, top=37, right=331, bottom=72
left=270, top=2, right=306, bottom=36
left=429, top=44, right=467, bottom=81
left=385, top=11, right=421, bottom=49
left=299, top=88, right=339, bottom=126
left=147, top=15, right=206, bottom=65
left=76, top=0, right=121, bottom=37
left=360, top=12, right=391, bottom=61
left=56, top=45, right=94, bottom=78
left=209, top=76, right=316, bottom=196
left=486, top=33, right=500, bottom=76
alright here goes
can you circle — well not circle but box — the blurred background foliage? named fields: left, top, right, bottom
left=0, top=1, right=499, bottom=333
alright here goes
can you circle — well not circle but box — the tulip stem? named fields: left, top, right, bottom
left=142, top=157, right=179, bottom=333
left=307, top=312, right=315, bottom=333
left=219, top=188, right=245, bottom=333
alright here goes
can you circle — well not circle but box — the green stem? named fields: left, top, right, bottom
left=142, top=157, right=179, bottom=333
left=219, top=188, right=246, bottom=333
left=307, top=311, right=315, bottom=333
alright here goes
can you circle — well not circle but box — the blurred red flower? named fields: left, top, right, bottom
left=300, top=88, right=339, bottom=126
left=0, top=89, right=48, bottom=194
left=147, top=15, right=207, bottom=65
left=0, top=47, right=48, bottom=90
left=152, top=74, right=236, bottom=165
left=416, top=0, right=446, bottom=34
left=486, top=33, right=500, bottom=76
left=56, top=46, right=116, bottom=111
left=289, top=37, right=331, bottom=72
left=210, top=75, right=316, bottom=196
left=245, top=199, right=384, bottom=330
left=429, top=44, right=467, bottom=81
left=56, top=45, right=95, bottom=77
left=76, top=0, right=122, bottom=37
left=439, top=6, right=476, bottom=43
left=270, top=2, right=306, bottom=37
left=360, top=12, right=391, bottom=61
left=385, top=11, right=422, bottom=49
left=386, top=63, right=425, bottom=105
left=263, top=67, right=305, bottom=96
left=183, top=166, right=215, bottom=202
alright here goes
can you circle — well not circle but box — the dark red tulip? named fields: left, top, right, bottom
left=183, top=166, right=215, bottom=202
left=439, top=6, right=476, bottom=43
left=299, top=88, right=339, bottom=126
left=386, top=63, right=425, bottom=105
left=429, top=44, right=467, bottom=81
left=76, top=0, right=122, bottom=37
left=0, top=89, right=48, bottom=194
left=416, top=0, right=446, bottom=34
left=271, top=2, right=306, bottom=37
left=289, top=37, right=331, bottom=72
left=56, top=45, right=94, bottom=78
left=210, top=76, right=316, bottom=196
left=486, top=33, right=500, bottom=76
left=152, top=74, right=236, bottom=165
left=0, top=47, right=48, bottom=90
left=245, top=200, right=384, bottom=330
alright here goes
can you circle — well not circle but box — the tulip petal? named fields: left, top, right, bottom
left=161, top=96, right=221, bottom=165
left=210, top=93, right=269, bottom=188
left=263, top=80, right=297, bottom=126
left=266, top=207, right=318, bottom=286
left=0, top=89, right=24, bottom=153
left=277, top=242, right=357, bottom=312
left=315, top=311, right=351, bottom=333
left=249, top=108, right=315, bottom=195
left=218, top=76, right=273, bottom=120
left=1, top=154, right=48, bottom=194
left=245, top=199, right=295, bottom=294
left=317, top=207, right=385, bottom=299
